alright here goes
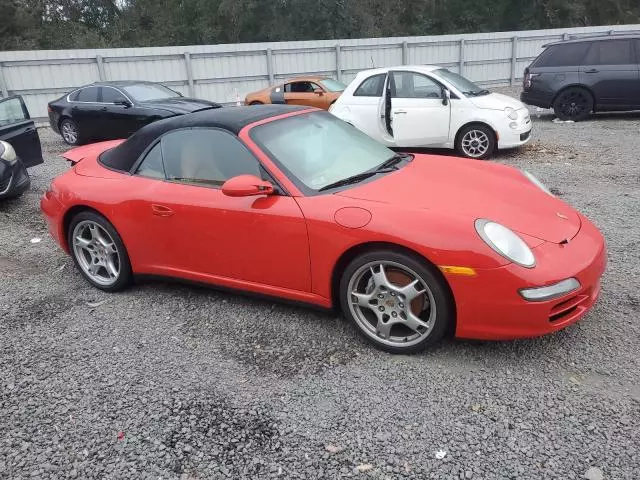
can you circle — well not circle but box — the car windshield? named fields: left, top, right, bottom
left=251, top=111, right=396, bottom=193
left=319, top=79, right=347, bottom=92
left=434, top=69, right=490, bottom=97
left=121, top=83, right=179, bottom=102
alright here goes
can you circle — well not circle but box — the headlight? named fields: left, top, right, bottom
left=0, top=140, right=17, bottom=165
left=522, top=170, right=553, bottom=196
left=475, top=219, right=536, bottom=268
left=505, top=107, right=518, bottom=120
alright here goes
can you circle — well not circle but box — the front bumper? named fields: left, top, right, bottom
left=497, top=120, right=533, bottom=150
left=448, top=216, right=607, bottom=340
left=0, top=161, right=31, bottom=199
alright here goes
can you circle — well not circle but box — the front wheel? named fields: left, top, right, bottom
left=455, top=124, right=496, bottom=159
left=68, top=211, right=132, bottom=292
left=553, top=87, right=593, bottom=121
left=339, top=250, right=453, bottom=354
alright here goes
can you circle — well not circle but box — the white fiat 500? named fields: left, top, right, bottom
left=329, top=65, right=532, bottom=159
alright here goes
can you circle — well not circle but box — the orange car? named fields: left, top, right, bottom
left=244, top=76, right=346, bottom=110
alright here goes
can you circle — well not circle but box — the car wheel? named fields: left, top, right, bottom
left=553, top=87, right=593, bottom=121
left=339, top=250, right=453, bottom=354
left=60, top=118, right=83, bottom=146
left=455, top=124, right=496, bottom=159
left=68, top=211, right=132, bottom=292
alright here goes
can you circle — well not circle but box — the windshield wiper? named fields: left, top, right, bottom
left=376, top=152, right=413, bottom=171
left=318, top=168, right=399, bottom=192
left=463, top=89, right=490, bottom=97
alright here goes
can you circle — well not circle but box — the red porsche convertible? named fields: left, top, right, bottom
left=41, top=105, right=606, bottom=353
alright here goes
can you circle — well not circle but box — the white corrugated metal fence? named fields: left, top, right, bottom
left=1, top=24, right=639, bottom=120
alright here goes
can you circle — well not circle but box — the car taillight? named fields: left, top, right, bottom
left=523, top=72, right=539, bottom=90
left=47, top=105, right=53, bottom=113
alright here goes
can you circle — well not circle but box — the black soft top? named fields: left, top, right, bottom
left=99, top=105, right=310, bottom=172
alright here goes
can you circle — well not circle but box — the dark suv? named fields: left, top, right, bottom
left=521, top=35, right=640, bottom=121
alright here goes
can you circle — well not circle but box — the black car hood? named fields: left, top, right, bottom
left=140, top=97, right=222, bottom=114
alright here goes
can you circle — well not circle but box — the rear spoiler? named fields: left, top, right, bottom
left=61, top=140, right=125, bottom=166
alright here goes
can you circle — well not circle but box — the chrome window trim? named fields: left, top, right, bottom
left=66, top=85, right=134, bottom=105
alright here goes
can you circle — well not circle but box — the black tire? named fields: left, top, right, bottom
left=553, top=87, right=593, bottom=121
left=67, top=211, right=132, bottom=292
left=249, top=101, right=263, bottom=106
left=339, top=249, right=453, bottom=354
left=59, top=118, right=83, bottom=146
left=455, top=124, right=496, bottom=160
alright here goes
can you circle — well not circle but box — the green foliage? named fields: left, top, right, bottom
left=2, top=0, right=640, bottom=50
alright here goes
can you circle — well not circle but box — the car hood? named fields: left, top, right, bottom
left=469, top=92, right=526, bottom=111
left=337, top=155, right=581, bottom=244
left=140, top=97, right=221, bottom=114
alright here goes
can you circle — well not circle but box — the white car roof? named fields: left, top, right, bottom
left=353, top=65, right=442, bottom=77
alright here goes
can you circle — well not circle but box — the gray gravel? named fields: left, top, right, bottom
left=1, top=89, right=639, bottom=479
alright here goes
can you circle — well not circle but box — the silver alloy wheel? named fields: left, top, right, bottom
left=347, top=261, right=436, bottom=348
left=72, top=220, right=120, bottom=286
left=61, top=121, right=78, bottom=144
left=461, top=129, right=490, bottom=158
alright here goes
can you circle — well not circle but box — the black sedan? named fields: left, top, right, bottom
left=1, top=95, right=43, bottom=199
left=47, top=81, right=222, bottom=145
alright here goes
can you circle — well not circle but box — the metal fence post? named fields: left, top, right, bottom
left=266, top=48, right=274, bottom=85
left=510, top=36, right=518, bottom=86
left=184, top=52, right=195, bottom=97
left=95, top=55, right=106, bottom=81
left=402, top=41, right=408, bottom=65
left=459, top=39, right=465, bottom=76
left=563, top=33, right=569, bottom=40
left=336, top=44, right=342, bottom=81
left=0, top=63, right=8, bottom=97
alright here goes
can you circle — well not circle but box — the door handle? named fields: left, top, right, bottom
left=394, top=110, right=408, bottom=115
left=585, top=69, right=599, bottom=73
left=24, top=127, right=35, bottom=133
left=101, top=107, right=108, bottom=111
left=151, top=204, right=174, bottom=217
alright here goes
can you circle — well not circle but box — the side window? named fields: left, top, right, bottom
left=583, top=40, right=633, bottom=66
left=0, top=97, right=28, bottom=127
left=135, top=143, right=165, bottom=179
left=286, top=82, right=315, bottom=93
left=101, top=87, right=126, bottom=104
left=75, top=86, right=100, bottom=102
left=353, top=74, right=386, bottom=97
left=533, top=43, right=590, bottom=67
left=391, top=71, right=442, bottom=99
left=161, top=129, right=261, bottom=187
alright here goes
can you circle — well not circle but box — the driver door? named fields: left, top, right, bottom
left=283, top=81, right=326, bottom=108
left=0, top=96, right=43, bottom=168
left=387, top=71, right=451, bottom=147
left=124, top=128, right=311, bottom=293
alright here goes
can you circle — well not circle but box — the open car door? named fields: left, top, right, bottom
left=0, top=96, right=44, bottom=168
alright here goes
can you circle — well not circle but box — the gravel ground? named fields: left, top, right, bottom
left=1, top=88, right=639, bottom=480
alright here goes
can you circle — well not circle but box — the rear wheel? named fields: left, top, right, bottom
left=455, top=124, right=496, bottom=159
left=553, top=87, right=593, bottom=121
left=339, top=250, right=452, bottom=354
left=60, top=118, right=83, bottom=146
left=68, top=211, right=132, bottom=292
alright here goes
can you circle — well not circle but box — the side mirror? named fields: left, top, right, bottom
left=442, top=88, right=451, bottom=106
left=115, top=98, right=132, bottom=108
left=313, top=88, right=324, bottom=96
left=222, top=175, right=274, bottom=197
